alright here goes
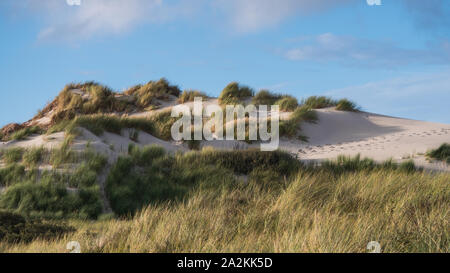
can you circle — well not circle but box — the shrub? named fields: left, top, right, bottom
left=336, top=99, right=360, bottom=112
left=427, top=143, right=450, bottom=164
left=219, top=82, right=254, bottom=105
left=178, top=90, right=208, bottom=103
left=275, top=96, right=299, bottom=111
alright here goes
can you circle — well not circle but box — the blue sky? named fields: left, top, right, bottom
left=0, top=0, right=449, bottom=126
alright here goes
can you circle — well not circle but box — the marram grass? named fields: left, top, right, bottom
left=1, top=168, right=448, bottom=253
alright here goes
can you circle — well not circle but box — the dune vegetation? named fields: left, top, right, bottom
left=0, top=148, right=447, bottom=253
left=427, top=143, right=450, bottom=164
left=0, top=79, right=447, bottom=253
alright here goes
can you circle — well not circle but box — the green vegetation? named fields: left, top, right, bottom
left=427, top=143, right=450, bottom=164
left=106, top=147, right=300, bottom=216
left=148, top=110, right=178, bottom=141
left=219, top=82, right=254, bottom=105
left=3, top=151, right=447, bottom=253
left=8, top=126, right=43, bottom=141
left=0, top=149, right=106, bottom=219
left=1, top=147, right=25, bottom=164
left=52, top=82, right=128, bottom=124
left=302, top=96, right=337, bottom=109
left=178, top=90, right=208, bottom=103
left=335, top=98, right=360, bottom=112
left=279, top=106, right=318, bottom=138
left=49, top=114, right=155, bottom=137
left=0, top=211, right=74, bottom=243
left=126, top=78, right=181, bottom=108
left=275, top=96, right=299, bottom=111
left=251, top=90, right=281, bottom=106
left=301, top=96, right=360, bottom=112
left=23, top=147, right=47, bottom=168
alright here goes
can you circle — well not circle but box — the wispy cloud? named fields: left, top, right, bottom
left=212, top=0, right=355, bottom=33
left=33, top=0, right=165, bottom=41
left=324, top=70, right=450, bottom=123
left=284, top=33, right=450, bottom=68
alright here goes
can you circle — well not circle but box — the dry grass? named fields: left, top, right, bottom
left=1, top=166, right=448, bottom=253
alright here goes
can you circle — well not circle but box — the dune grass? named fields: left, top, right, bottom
left=219, top=82, right=254, bottom=105
left=301, top=96, right=359, bottom=112
left=1, top=153, right=447, bottom=253
left=0, top=210, right=74, bottom=244
left=279, top=106, right=318, bottom=138
left=275, top=96, right=299, bottom=111
left=178, top=90, right=208, bottom=103
left=0, top=149, right=107, bottom=219
left=8, top=126, right=43, bottom=141
left=128, top=78, right=181, bottom=108
left=426, top=143, right=450, bottom=164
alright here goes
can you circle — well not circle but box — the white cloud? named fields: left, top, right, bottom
left=10, top=0, right=357, bottom=41
left=323, top=70, right=450, bottom=123
left=213, top=0, right=355, bottom=32
left=32, top=0, right=164, bottom=41
left=284, top=33, right=450, bottom=68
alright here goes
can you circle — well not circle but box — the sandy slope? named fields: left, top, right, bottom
left=1, top=100, right=449, bottom=171
left=279, top=108, right=450, bottom=171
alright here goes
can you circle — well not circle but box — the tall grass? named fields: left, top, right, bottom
left=3, top=164, right=448, bottom=253
left=219, top=82, right=254, bottom=105
left=178, top=90, right=208, bottom=103
left=8, top=126, right=43, bottom=141
left=427, top=143, right=450, bottom=164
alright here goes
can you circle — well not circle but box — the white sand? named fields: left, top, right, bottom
left=279, top=108, right=450, bottom=171
left=1, top=101, right=449, bottom=171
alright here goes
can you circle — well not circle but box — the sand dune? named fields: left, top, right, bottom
left=1, top=100, right=449, bottom=171
left=280, top=108, right=450, bottom=171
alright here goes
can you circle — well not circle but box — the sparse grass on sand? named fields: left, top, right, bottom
left=0, top=152, right=447, bottom=253
left=279, top=105, right=318, bottom=138
left=302, top=96, right=359, bottom=112
left=427, top=143, right=450, bottom=164
left=178, top=90, right=208, bottom=103
left=6, top=126, right=43, bottom=142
